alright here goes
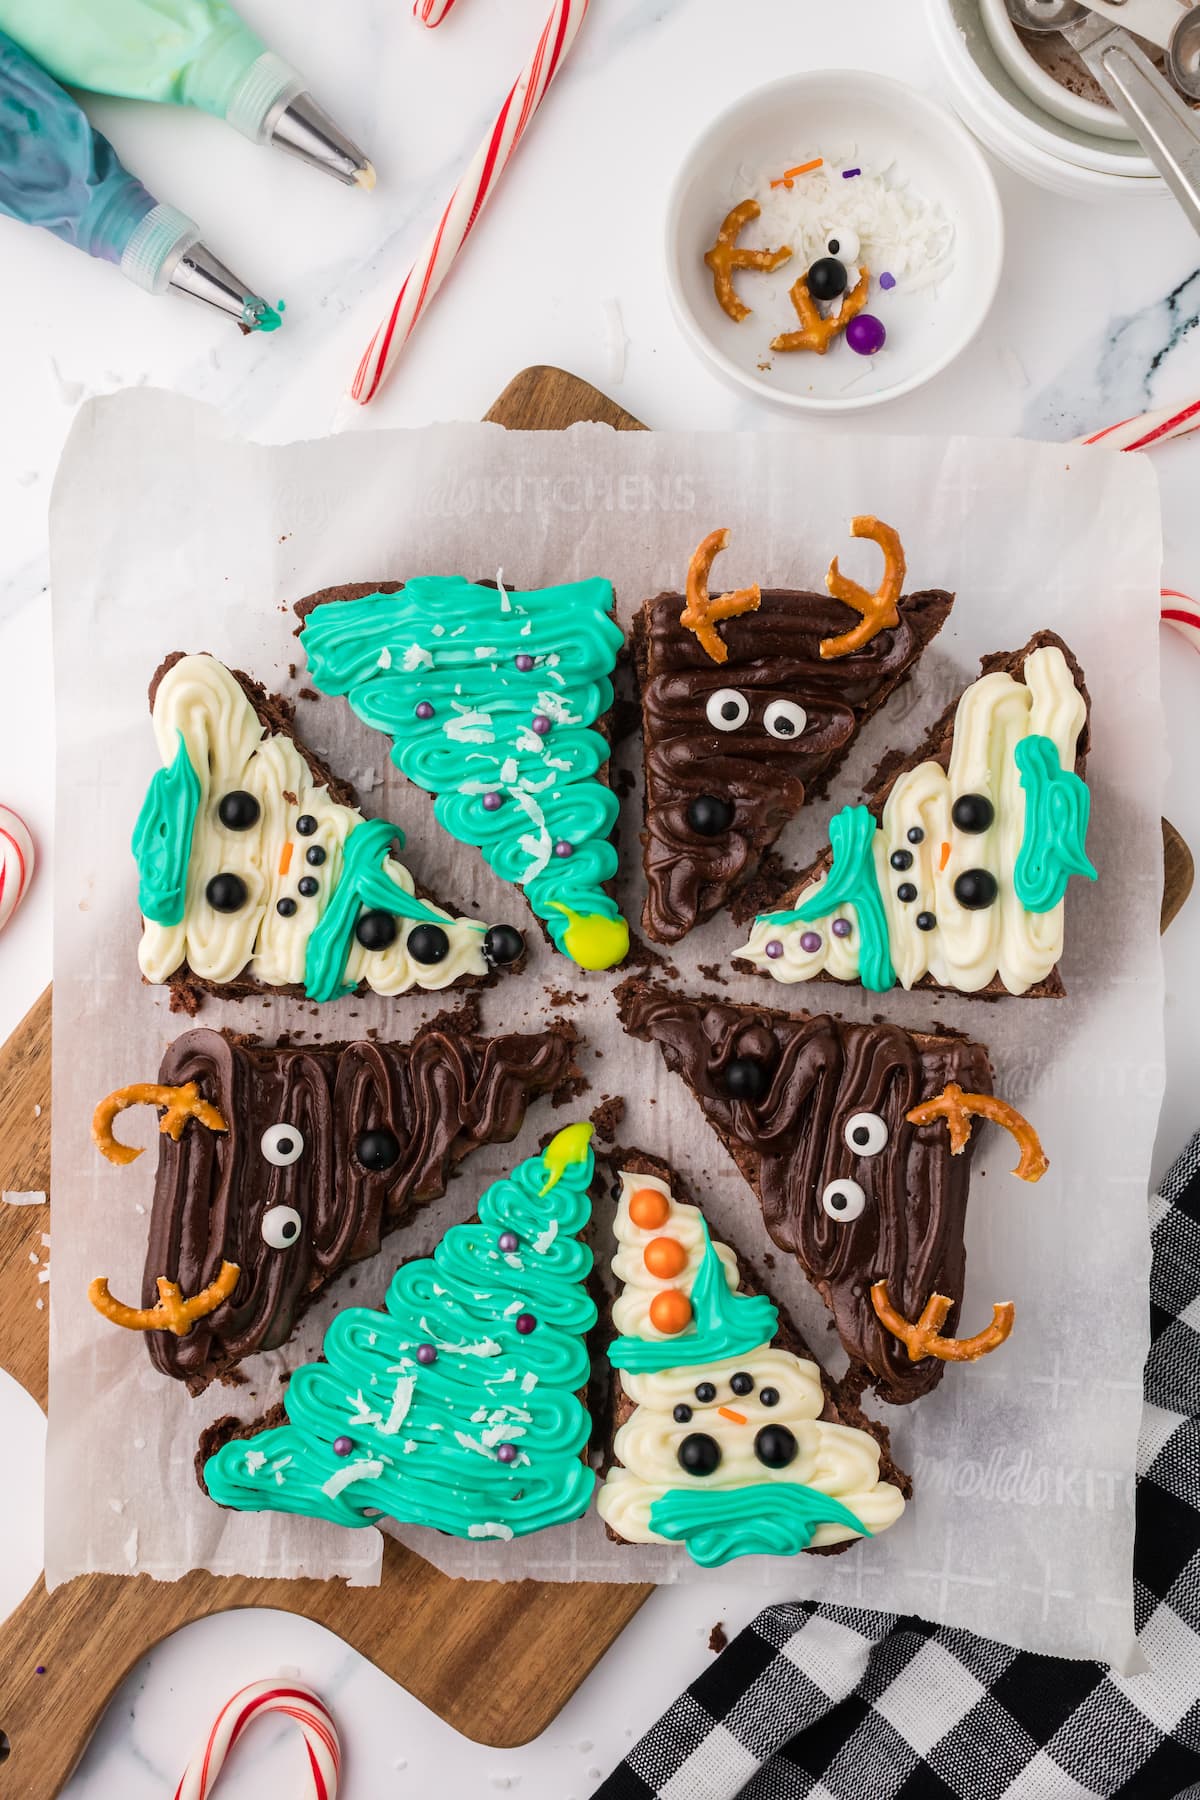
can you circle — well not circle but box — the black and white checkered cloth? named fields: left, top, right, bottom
left=595, top=1133, right=1200, bottom=1800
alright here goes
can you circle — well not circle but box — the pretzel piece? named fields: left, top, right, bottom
left=92, top=1081, right=228, bottom=1167
left=88, top=1262, right=241, bottom=1336
left=821, top=515, right=906, bottom=659
left=704, top=200, right=793, bottom=324
left=680, top=529, right=762, bottom=664
left=907, top=1082, right=1049, bottom=1184
left=771, top=266, right=868, bottom=355
left=870, top=1283, right=1015, bottom=1364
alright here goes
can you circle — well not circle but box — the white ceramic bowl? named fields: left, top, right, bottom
left=978, top=0, right=1133, bottom=140
left=664, top=71, right=1004, bottom=414
left=925, top=0, right=1166, bottom=194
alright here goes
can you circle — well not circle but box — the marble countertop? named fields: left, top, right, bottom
left=3, top=0, right=1200, bottom=1792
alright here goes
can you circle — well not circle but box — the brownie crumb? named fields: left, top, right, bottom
left=728, top=850, right=799, bottom=927
left=422, top=993, right=483, bottom=1040
left=547, top=988, right=587, bottom=1009
left=697, top=962, right=726, bottom=986
left=589, top=1095, right=626, bottom=1140
left=298, top=687, right=319, bottom=702
left=708, top=1623, right=728, bottom=1653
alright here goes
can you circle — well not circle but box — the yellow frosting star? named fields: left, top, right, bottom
left=539, top=1122, right=594, bottom=1195
left=549, top=904, right=630, bottom=971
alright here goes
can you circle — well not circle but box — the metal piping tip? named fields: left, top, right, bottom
left=168, top=242, right=282, bottom=334
left=269, top=92, right=374, bottom=188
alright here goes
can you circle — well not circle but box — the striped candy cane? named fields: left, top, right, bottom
left=0, top=806, right=34, bottom=935
left=1162, top=588, right=1200, bottom=654
left=173, top=1681, right=340, bottom=1800
left=1074, top=397, right=1200, bottom=451
left=351, top=0, right=590, bottom=404
left=414, top=0, right=462, bottom=23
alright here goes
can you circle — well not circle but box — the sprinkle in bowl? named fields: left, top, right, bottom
left=664, top=71, right=1004, bottom=414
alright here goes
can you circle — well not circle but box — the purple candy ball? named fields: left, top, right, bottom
left=416, top=1343, right=437, bottom=1365
left=481, top=791, right=504, bottom=811
left=514, top=653, right=535, bottom=671
left=846, top=313, right=887, bottom=357
left=531, top=714, right=552, bottom=735
left=515, top=1312, right=537, bottom=1335
left=495, top=1443, right=519, bottom=1464
left=498, top=1230, right=519, bottom=1252
left=799, top=931, right=822, bottom=954
left=333, top=1436, right=353, bottom=1457
left=765, top=939, right=784, bottom=960
left=553, top=839, right=574, bottom=859
left=831, top=917, right=853, bottom=939
left=415, top=701, right=435, bottom=721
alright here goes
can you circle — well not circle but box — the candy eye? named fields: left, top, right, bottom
left=954, top=869, right=999, bottom=911
left=844, top=1112, right=888, bottom=1156
left=705, top=688, right=750, bottom=732
left=677, top=1433, right=722, bottom=1476
left=754, top=1425, right=798, bottom=1469
left=952, top=793, right=995, bottom=834
left=821, top=1178, right=866, bottom=1221
left=261, top=1204, right=302, bottom=1248
left=827, top=225, right=860, bottom=262
left=261, top=1123, right=304, bottom=1166
left=763, top=700, right=808, bottom=740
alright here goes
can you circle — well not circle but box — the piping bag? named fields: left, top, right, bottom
left=0, top=30, right=278, bottom=329
left=0, top=0, right=374, bottom=188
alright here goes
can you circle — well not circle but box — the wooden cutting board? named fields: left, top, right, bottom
left=0, top=365, right=1191, bottom=1795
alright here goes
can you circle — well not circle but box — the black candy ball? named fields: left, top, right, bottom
left=916, top=911, right=937, bottom=932
left=730, top=1372, right=754, bottom=1397
left=687, top=794, right=735, bottom=837
left=673, top=1404, right=693, bottom=1424
left=760, top=1387, right=780, bottom=1408
left=217, top=790, right=260, bottom=831
left=483, top=924, right=525, bottom=966
left=754, top=1425, right=798, bottom=1469
left=695, top=1382, right=716, bottom=1403
left=890, top=849, right=913, bottom=871
left=807, top=255, right=848, bottom=302
left=206, top=872, right=247, bottom=913
left=952, top=793, right=995, bottom=834
left=276, top=897, right=297, bottom=918
left=306, top=845, right=326, bottom=866
left=356, top=1128, right=401, bottom=1171
left=954, top=868, right=999, bottom=911
left=907, top=826, right=925, bottom=845
left=295, top=814, right=318, bottom=836
left=297, top=876, right=320, bottom=898
left=725, top=1056, right=770, bottom=1101
left=676, top=1432, right=722, bottom=1477
left=896, top=882, right=917, bottom=904
left=355, top=909, right=399, bottom=951
left=408, top=924, right=451, bottom=964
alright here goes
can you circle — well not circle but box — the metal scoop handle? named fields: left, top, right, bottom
left=1074, top=17, right=1200, bottom=231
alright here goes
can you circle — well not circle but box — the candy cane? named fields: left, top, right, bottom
left=351, top=0, right=590, bottom=405
left=1074, top=398, right=1200, bottom=451
left=173, top=1681, right=340, bottom=1800
left=0, top=805, right=34, bottom=935
left=1162, top=588, right=1200, bottom=654
left=414, top=0, right=462, bottom=24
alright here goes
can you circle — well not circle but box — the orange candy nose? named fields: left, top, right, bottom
left=649, top=1290, right=693, bottom=1335
left=643, top=1236, right=688, bottom=1279
left=628, top=1187, right=671, bottom=1230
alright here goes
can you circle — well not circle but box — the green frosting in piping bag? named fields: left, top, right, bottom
left=648, top=1482, right=870, bottom=1568
left=609, top=1221, right=777, bottom=1374
left=130, top=730, right=199, bottom=925
left=758, top=805, right=896, bottom=993
left=203, top=1125, right=598, bottom=1537
left=1013, top=734, right=1097, bottom=913
left=300, top=577, right=629, bottom=970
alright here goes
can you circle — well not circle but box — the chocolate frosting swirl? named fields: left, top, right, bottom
left=143, top=1022, right=575, bottom=1389
left=637, top=586, right=953, bottom=944
left=617, top=981, right=992, bottom=1404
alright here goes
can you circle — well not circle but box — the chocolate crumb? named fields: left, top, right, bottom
left=708, top=1622, right=728, bottom=1653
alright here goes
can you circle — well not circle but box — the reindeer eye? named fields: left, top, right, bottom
left=706, top=688, right=750, bottom=732
left=763, top=700, right=808, bottom=740
left=261, top=1204, right=302, bottom=1248
left=827, top=224, right=860, bottom=262
left=821, top=1178, right=866, bottom=1221
left=844, top=1112, right=888, bottom=1156
left=261, top=1123, right=304, bottom=1166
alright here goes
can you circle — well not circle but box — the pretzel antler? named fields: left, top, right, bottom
left=821, top=515, right=907, bottom=660
left=92, top=1081, right=228, bottom=1167
left=906, top=1083, right=1049, bottom=1184
left=871, top=1283, right=1015, bottom=1364
left=680, top=529, right=761, bottom=665
left=88, top=1262, right=241, bottom=1336
left=704, top=199, right=793, bottom=324
left=772, top=266, right=869, bottom=356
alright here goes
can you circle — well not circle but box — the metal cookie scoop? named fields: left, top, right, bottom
left=1006, top=0, right=1200, bottom=229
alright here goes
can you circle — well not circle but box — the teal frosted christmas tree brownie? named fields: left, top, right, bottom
left=296, top=577, right=629, bottom=972
left=201, top=1124, right=600, bottom=1539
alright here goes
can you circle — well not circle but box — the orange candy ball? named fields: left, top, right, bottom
left=628, top=1187, right=670, bottom=1230
left=643, top=1236, right=688, bottom=1279
left=649, top=1289, right=693, bottom=1334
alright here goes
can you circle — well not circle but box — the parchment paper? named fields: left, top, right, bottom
left=46, top=390, right=1165, bottom=1664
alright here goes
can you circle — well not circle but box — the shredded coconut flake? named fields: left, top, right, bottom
left=468, top=1521, right=514, bottom=1541
left=322, top=1458, right=385, bottom=1499
left=754, top=155, right=954, bottom=296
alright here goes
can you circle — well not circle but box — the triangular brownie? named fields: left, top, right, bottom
left=133, top=653, right=528, bottom=1013
left=296, top=576, right=630, bottom=972
left=88, top=1016, right=578, bottom=1391
left=739, top=632, right=1095, bottom=997
left=200, top=1124, right=600, bottom=1538
left=616, top=980, right=1046, bottom=1405
left=636, top=522, right=953, bottom=944
left=596, top=1145, right=908, bottom=1565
